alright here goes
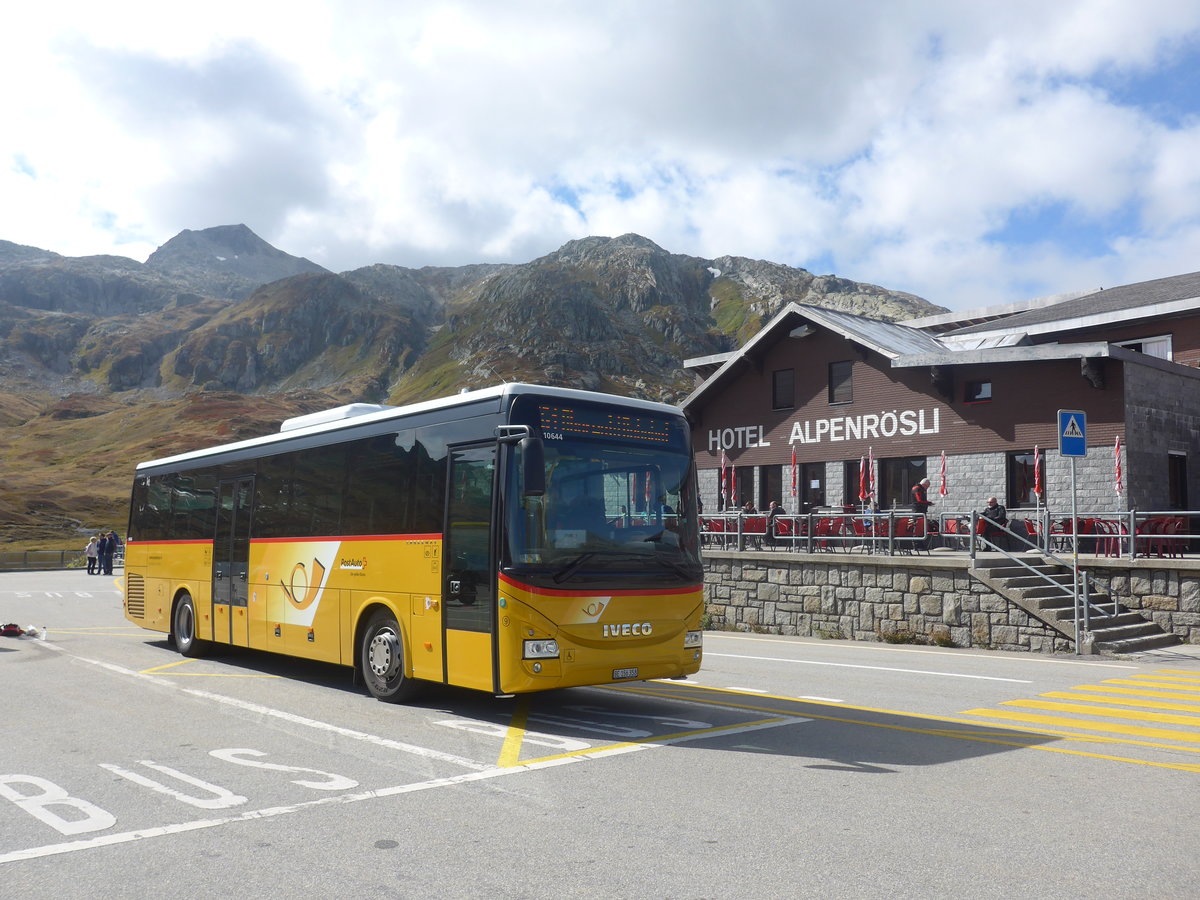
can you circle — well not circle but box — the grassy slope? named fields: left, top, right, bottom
left=0, top=391, right=338, bottom=551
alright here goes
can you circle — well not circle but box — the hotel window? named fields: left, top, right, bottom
left=843, top=459, right=862, bottom=508
left=1006, top=450, right=1045, bottom=509
left=1114, top=334, right=1173, bottom=361
left=799, top=462, right=826, bottom=512
left=828, top=361, right=853, bottom=404
left=878, top=457, right=927, bottom=510
left=772, top=369, right=795, bottom=409
left=1169, top=453, right=1188, bottom=509
left=964, top=380, right=992, bottom=403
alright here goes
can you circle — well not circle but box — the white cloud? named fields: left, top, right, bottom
left=2, top=1, right=1200, bottom=309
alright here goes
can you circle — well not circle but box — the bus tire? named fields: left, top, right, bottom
left=361, top=609, right=422, bottom=703
left=173, top=592, right=209, bottom=658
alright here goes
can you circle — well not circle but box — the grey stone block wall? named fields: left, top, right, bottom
left=1086, top=563, right=1200, bottom=644
left=703, top=551, right=1074, bottom=653
left=703, top=551, right=1200, bottom=650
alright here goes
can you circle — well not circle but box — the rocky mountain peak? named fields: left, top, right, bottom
left=0, top=239, right=62, bottom=269
left=144, top=224, right=328, bottom=300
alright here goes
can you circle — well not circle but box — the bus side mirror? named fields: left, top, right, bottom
left=520, top=437, right=545, bottom=497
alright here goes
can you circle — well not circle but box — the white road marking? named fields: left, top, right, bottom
left=704, top=652, right=1033, bottom=683
left=706, top=633, right=1138, bottom=669
left=38, top=644, right=493, bottom=772
left=0, top=717, right=806, bottom=864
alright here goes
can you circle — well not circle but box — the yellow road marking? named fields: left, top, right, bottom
left=1067, top=683, right=1200, bottom=701
left=1099, top=681, right=1200, bottom=696
left=38, top=629, right=150, bottom=636
left=1111, top=677, right=1200, bottom=692
left=1000, top=698, right=1200, bottom=728
left=139, top=658, right=277, bottom=678
left=140, top=659, right=195, bottom=674
left=514, top=717, right=797, bottom=767
left=498, top=695, right=530, bottom=768
left=1041, top=691, right=1200, bottom=714
left=964, top=707, right=1200, bottom=743
left=610, top=684, right=1200, bottom=773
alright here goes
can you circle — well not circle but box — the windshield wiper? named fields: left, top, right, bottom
left=652, top=556, right=696, bottom=579
left=553, top=552, right=596, bottom=584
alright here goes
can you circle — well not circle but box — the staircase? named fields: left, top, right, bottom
left=971, top=553, right=1180, bottom=654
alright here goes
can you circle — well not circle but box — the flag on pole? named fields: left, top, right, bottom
left=938, top=450, right=947, bottom=498
left=719, top=450, right=728, bottom=506
left=1114, top=435, right=1123, bottom=496
left=790, top=446, right=798, bottom=499
left=858, top=455, right=868, bottom=502
left=1033, top=445, right=1042, bottom=499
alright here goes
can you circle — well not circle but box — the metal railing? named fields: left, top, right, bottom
left=700, top=507, right=1197, bottom=560
left=967, top=513, right=1119, bottom=655
left=700, top=510, right=935, bottom=554
left=0, top=550, right=124, bottom=571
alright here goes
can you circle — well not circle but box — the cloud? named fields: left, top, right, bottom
left=2, top=1, right=1200, bottom=309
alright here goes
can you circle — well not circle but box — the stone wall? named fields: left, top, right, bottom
left=703, top=550, right=1074, bottom=653
left=1085, top=560, right=1200, bottom=644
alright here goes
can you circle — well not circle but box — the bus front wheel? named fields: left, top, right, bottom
left=360, top=609, right=422, bottom=703
left=173, top=592, right=209, bottom=658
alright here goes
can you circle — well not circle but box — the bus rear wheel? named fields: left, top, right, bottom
left=173, top=592, right=209, bottom=658
left=361, top=609, right=423, bottom=703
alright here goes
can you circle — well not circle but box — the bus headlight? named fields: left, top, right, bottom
left=684, top=630, right=703, bottom=649
left=524, top=639, right=560, bottom=659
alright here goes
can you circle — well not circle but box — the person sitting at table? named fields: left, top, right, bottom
left=981, top=496, right=1008, bottom=549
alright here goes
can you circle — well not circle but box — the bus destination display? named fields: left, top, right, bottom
left=537, top=403, right=675, bottom=445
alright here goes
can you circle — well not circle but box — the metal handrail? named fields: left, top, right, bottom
left=968, top=512, right=1116, bottom=654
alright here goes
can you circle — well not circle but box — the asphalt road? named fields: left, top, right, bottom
left=1, top=570, right=1198, bottom=899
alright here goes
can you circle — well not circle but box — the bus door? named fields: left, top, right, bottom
left=213, top=476, right=254, bottom=647
left=442, top=445, right=497, bottom=692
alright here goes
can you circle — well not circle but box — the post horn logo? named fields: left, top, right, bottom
left=280, top=558, right=327, bottom=610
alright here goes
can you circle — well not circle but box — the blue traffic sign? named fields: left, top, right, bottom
left=1058, top=409, right=1087, bottom=457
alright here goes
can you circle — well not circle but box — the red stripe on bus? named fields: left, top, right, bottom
left=498, top=572, right=701, bottom=598
left=251, top=534, right=442, bottom=543
left=126, top=539, right=211, bottom=546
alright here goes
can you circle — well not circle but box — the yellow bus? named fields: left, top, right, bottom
left=123, top=384, right=704, bottom=701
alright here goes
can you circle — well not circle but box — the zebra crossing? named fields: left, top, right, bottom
left=961, top=669, right=1200, bottom=772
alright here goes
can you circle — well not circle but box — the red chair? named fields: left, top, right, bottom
left=744, top=516, right=768, bottom=548
left=1166, top=517, right=1186, bottom=558
left=814, top=516, right=843, bottom=551
left=1137, top=518, right=1166, bottom=561
left=851, top=517, right=875, bottom=552
left=773, top=516, right=795, bottom=548
left=942, top=517, right=963, bottom=550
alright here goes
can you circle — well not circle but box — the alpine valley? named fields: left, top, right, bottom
left=0, top=225, right=945, bottom=546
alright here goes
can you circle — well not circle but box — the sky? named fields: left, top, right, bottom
left=4, top=1, right=1200, bottom=311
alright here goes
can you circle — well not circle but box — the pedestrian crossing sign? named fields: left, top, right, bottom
left=1057, top=409, right=1087, bottom=457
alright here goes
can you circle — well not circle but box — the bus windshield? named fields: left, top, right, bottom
left=502, top=435, right=702, bottom=587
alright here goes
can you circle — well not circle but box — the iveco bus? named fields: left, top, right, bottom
left=123, top=384, right=704, bottom=700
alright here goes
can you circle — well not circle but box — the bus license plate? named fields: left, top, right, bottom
left=612, top=667, right=638, bottom=680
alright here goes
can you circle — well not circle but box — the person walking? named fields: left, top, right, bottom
left=911, top=477, right=932, bottom=515
left=84, top=536, right=99, bottom=575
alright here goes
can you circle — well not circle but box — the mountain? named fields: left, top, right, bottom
left=144, top=224, right=328, bottom=300
left=0, top=226, right=946, bottom=545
